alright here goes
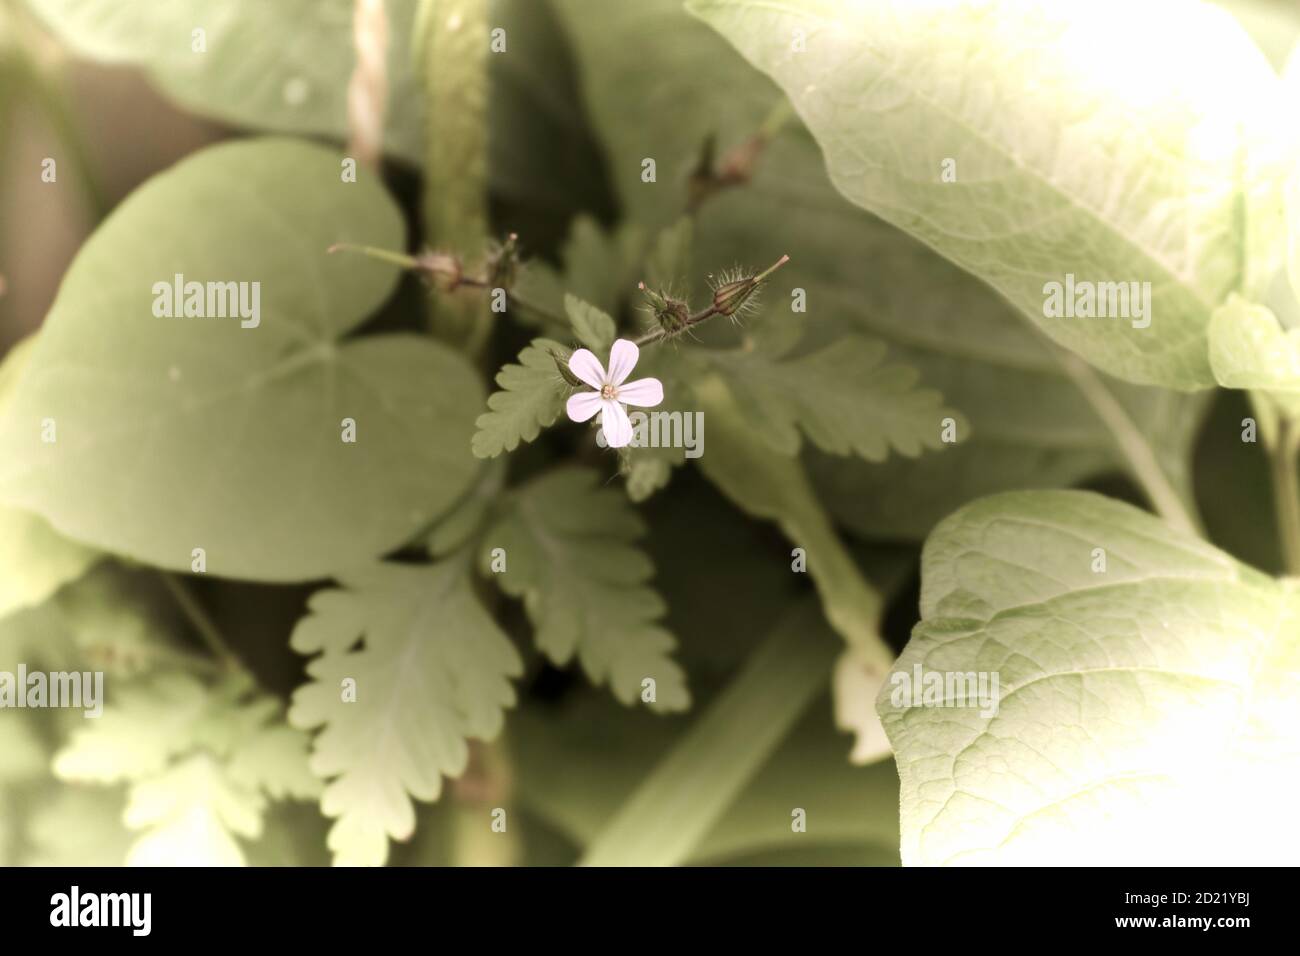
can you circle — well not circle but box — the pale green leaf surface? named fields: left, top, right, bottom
left=483, top=467, right=689, bottom=711
left=288, top=554, right=522, bottom=866
left=555, top=1, right=1202, bottom=538
left=54, top=673, right=210, bottom=783
left=0, top=139, right=482, bottom=581
left=880, top=490, right=1300, bottom=865
left=1209, top=295, right=1300, bottom=416
left=0, top=337, right=98, bottom=619
left=26, top=0, right=425, bottom=163
left=690, top=0, right=1285, bottom=388
left=123, top=754, right=262, bottom=867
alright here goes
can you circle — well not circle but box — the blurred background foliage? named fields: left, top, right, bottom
left=1, top=0, right=1297, bottom=865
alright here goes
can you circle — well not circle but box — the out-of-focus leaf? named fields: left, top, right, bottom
left=555, top=0, right=1204, bottom=539
left=882, top=490, right=1300, bottom=865
left=1209, top=295, right=1300, bottom=416
left=25, top=0, right=425, bottom=162
left=691, top=0, right=1286, bottom=388
left=0, top=139, right=482, bottom=581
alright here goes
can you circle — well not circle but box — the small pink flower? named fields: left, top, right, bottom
left=565, top=339, right=663, bottom=448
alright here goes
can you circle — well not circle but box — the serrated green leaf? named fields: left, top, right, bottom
left=54, top=673, right=210, bottom=783
left=564, top=293, right=616, bottom=353
left=0, top=139, right=482, bottom=581
left=706, top=335, right=962, bottom=461
left=124, top=753, right=263, bottom=866
left=55, top=669, right=318, bottom=866
left=25, top=0, right=425, bottom=163
left=483, top=467, right=689, bottom=711
left=472, top=337, right=569, bottom=457
left=689, top=0, right=1285, bottom=389
left=288, top=553, right=521, bottom=866
left=558, top=215, right=644, bottom=316
left=880, top=490, right=1300, bottom=865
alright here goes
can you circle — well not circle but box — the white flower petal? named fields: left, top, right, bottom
left=617, top=377, right=663, bottom=408
left=566, top=390, right=603, bottom=423
left=606, top=339, right=639, bottom=386
left=568, top=348, right=607, bottom=389
left=600, top=399, right=634, bottom=447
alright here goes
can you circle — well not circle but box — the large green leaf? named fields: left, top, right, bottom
left=706, top=133, right=1206, bottom=538
left=690, top=0, right=1286, bottom=388
left=880, top=490, right=1300, bottom=865
left=0, top=337, right=98, bottom=619
left=26, top=0, right=424, bottom=163
left=553, top=0, right=1203, bottom=538
left=0, top=139, right=482, bottom=581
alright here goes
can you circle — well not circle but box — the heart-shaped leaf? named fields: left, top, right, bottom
left=0, top=138, right=482, bottom=581
left=880, top=490, right=1300, bottom=865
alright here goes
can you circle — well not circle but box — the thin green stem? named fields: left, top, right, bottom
left=158, top=573, right=241, bottom=672
left=1057, top=352, right=1202, bottom=536
left=635, top=254, right=790, bottom=348
left=327, top=243, right=422, bottom=270
left=1270, top=417, right=1300, bottom=575
left=634, top=303, right=721, bottom=347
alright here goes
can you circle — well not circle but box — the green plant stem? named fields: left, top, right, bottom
left=578, top=601, right=838, bottom=867
left=1057, top=352, right=1202, bottom=537
left=1270, top=416, right=1300, bottom=576
left=635, top=255, right=790, bottom=347
left=158, top=573, right=241, bottom=672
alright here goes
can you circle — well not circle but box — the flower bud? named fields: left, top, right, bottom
left=638, top=282, right=690, bottom=335
left=709, top=254, right=790, bottom=317
left=548, top=348, right=586, bottom=387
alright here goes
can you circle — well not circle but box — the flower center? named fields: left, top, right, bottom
left=600, top=383, right=617, bottom=400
